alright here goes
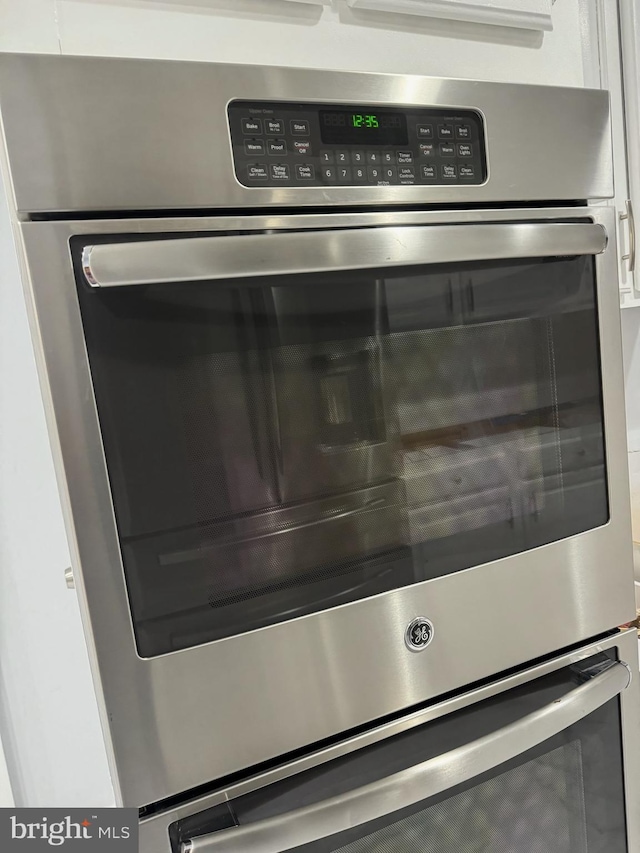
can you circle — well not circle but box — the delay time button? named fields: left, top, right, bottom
left=270, top=164, right=290, bottom=181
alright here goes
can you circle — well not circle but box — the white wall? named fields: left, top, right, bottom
left=0, top=0, right=601, bottom=807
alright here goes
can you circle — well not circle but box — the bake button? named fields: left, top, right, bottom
left=290, top=120, right=310, bottom=136
left=439, top=143, right=455, bottom=157
left=351, top=150, right=365, bottom=164
left=457, top=143, right=473, bottom=157
left=441, top=163, right=458, bottom=179
left=437, top=123, right=454, bottom=139
left=242, top=118, right=262, bottom=135
left=270, top=163, right=290, bottom=181
left=381, top=151, right=395, bottom=164
left=336, top=150, right=350, bottom=164
left=337, top=166, right=353, bottom=184
left=320, top=150, right=335, bottom=164
left=383, top=166, right=398, bottom=183
left=421, top=164, right=437, bottom=181
left=366, top=151, right=380, bottom=165
left=417, top=124, right=434, bottom=139
left=419, top=143, right=435, bottom=158
left=398, top=166, right=416, bottom=182
left=296, top=163, right=315, bottom=181
left=265, top=119, right=284, bottom=135
left=459, top=165, right=476, bottom=179
left=396, top=151, right=413, bottom=164
left=321, top=165, right=337, bottom=183
left=367, top=165, right=382, bottom=182
left=268, top=139, right=287, bottom=155
left=247, top=164, right=269, bottom=181
left=456, top=123, right=471, bottom=139
left=353, top=166, right=368, bottom=183
left=293, top=140, right=312, bottom=156
left=244, top=139, right=265, bottom=156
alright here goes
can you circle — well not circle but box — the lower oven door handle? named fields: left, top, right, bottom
left=82, top=222, right=607, bottom=287
left=182, top=660, right=629, bottom=853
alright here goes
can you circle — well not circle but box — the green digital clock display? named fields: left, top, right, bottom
left=320, top=109, right=408, bottom=145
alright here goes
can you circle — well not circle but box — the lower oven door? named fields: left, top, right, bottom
left=144, top=629, right=640, bottom=853
left=19, top=207, right=634, bottom=805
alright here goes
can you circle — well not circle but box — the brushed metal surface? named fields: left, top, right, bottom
left=0, top=54, right=612, bottom=213
left=137, top=629, right=640, bottom=853
left=82, top=222, right=607, bottom=287
left=13, top=206, right=634, bottom=807
left=184, top=661, right=630, bottom=853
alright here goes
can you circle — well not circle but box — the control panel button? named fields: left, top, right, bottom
left=247, top=164, right=269, bottom=181
left=337, top=166, right=353, bottom=184
left=290, top=120, right=310, bottom=136
left=439, top=143, right=455, bottom=157
left=336, top=150, right=350, bottom=164
left=417, top=124, right=434, bottom=139
left=398, top=166, right=416, bottom=183
left=268, top=139, right=287, bottom=156
left=244, top=139, right=265, bottom=156
left=293, top=140, right=312, bottom=156
left=397, top=151, right=414, bottom=164
left=242, top=118, right=262, bottom=135
left=437, top=123, right=454, bottom=139
left=321, top=165, right=337, bottom=183
left=441, top=163, right=458, bottom=179
left=352, top=151, right=365, bottom=164
left=320, top=150, right=335, bottom=164
left=296, top=163, right=315, bottom=181
left=381, top=151, right=395, bottom=164
left=419, top=143, right=435, bottom=158
left=265, top=119, right=284, bottom=135
left=366, top=151, right=380, bottom=165
left=456, top=124, right=471, bottom=139
left=459, top=165, right=476, bottom=179
left=457, top=143, right=473, bottom=157
left=421, top=164, right=437, bottom=181
left=383, top=166, right=398, bottom=183
left=367, top=165, right=382, bottom=182
left=270, top=163, right=291, bottom=181
left=353, top=166, right=367, bottom=183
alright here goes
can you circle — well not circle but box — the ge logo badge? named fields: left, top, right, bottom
left=405, top=617, right=434, bottom=652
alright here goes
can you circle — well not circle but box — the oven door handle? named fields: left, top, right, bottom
left=181, top=659, right=629, bottom=853
left=81, top=222, right=607, bottom=287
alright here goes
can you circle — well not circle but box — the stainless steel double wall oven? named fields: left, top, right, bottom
left=0, top=54, right=638, bottom=851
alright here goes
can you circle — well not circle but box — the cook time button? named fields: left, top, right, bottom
left=296, top=163, right=315, bottom=181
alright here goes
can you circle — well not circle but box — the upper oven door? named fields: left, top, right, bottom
left=18, top=208, right=634, bottom=805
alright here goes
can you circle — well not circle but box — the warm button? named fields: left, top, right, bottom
left=244, top=139, right=265, bottom=156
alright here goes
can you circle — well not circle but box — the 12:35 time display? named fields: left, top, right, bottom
left=351, top=114, right=379, bottom=128
left=319, top=109, right=408, bottom=145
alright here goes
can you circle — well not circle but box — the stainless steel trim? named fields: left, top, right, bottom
left=620, top=198, right=636, bottom=272
left=82, top=222, right=607, bottom=288
left=183, top=661, right=630, bottom=853
left=0, top=55, right=613, bottom=212
left=15, top=207, right=635, bottom=808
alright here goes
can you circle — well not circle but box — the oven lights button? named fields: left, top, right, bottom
left=457, top=143, right=473, bottom=157
left=405, top=617, right=434, bottom=652
left=241, top=118, right=262, bottom=135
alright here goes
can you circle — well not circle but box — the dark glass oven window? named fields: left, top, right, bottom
left=75, top=242, right=608, bottom=656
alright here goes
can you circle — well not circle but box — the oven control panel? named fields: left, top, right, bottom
left=228, top=100, right=487, bottom=188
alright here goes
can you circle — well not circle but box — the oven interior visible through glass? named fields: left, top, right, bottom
left=75, top=244, right=608, bottom=656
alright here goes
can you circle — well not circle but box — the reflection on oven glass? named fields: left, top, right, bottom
left=77, top=254, right=609, bottom=654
